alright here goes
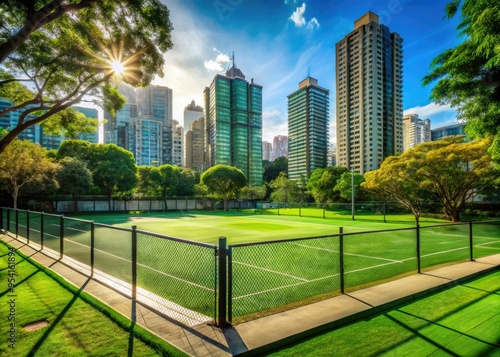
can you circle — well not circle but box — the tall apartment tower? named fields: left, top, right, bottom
left=403, top=114, right=431, bottom=151
left=183, top=100, right=203, bottom=166
left=272, top=135, right=288, bottom=161
left=336, top=12, right=404, bottom=173
left=203, top=61, right=263, bottom=186
left=172, top=120, right=184, bottom=166
left=288, top=77, right=329, bottom=181
left=262, top=141, right=272, bottom=161
left=185, top=117, right=204, bottom=170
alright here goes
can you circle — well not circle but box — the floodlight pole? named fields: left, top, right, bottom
left=351, top=168, right=355, bottom=221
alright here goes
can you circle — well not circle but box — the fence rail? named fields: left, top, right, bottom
left=1, top=207, right=499, bottom=327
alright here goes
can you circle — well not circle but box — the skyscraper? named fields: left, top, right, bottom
left=272, top=135, right=288, bottom=161
left=203, top=60, right=263, bottom=186
left=183, top=100, right=203, bottom=167
left=172, top=120, right=184, bottom=166
left=185, top=117, right=204, bottom=170
left=262, top=141, right=272, bottom=161
left=431, top=123, right=466, bottom=141
left=288, top=77, right=329, bottom=181
left=403, top=114, right=431, bottom=151
left=336, top=12, right=403, bottom=174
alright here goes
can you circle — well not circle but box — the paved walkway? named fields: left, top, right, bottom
left=2, top=233, right=499, bottom=356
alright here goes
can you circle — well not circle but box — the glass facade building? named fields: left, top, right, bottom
left=336, top=12, right=404, bottom=174
left=204, top=66, right=263, bottom=186
left=288, top=77, right=329, bottom=181
left=431, top=123, right=466, bottom=141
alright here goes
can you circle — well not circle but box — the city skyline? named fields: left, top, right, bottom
left=155, top=0, right=462, bottom=145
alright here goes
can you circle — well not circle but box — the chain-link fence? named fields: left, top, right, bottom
left=229, top=234, right=341, bottom=322
left=136, top=231, right=217, bottom=326
left=1, top=206, right=499, bottom=327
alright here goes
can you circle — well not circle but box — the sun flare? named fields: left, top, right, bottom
left=111, top=59, right=125, bottom=76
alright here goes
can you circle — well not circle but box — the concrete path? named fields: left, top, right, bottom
left=2, top=233, right=499, bottom=356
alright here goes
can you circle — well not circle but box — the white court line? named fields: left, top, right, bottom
left=293, top=243, right=403, bottom=263
left=476, top=246, right=500, bottom=250
left=66, top=226, right=87, bottom=233
left=233, top=261, right=308, bottom=282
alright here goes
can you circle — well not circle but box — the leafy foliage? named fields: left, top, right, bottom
left=56, top=157, right=93, bottom=212
left=307, top=166, right=349, bottom=204
left=201, top=165, right=247, bottom=211
left=263, top=156, right=288, bottom=183
left=0, top=0, right=173, bottom=153
left=423, top=0, right=500, bottom=163
left=269, top=172, right=302, bottom=206
left=0, top=139, right=59, bottom=208
left=334, top=171, right=367, bottom=202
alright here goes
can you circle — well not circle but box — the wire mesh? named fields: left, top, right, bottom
left=63, top=218, right=92, bottom=267
left=28, top=212, right=42, bottom=247
left=420, top=223, right=470, bottom=270
left=93, top=225, right=132, bottom=294
left=43, top=214, right=61, bottom=253
left=472, top=221, right=500, bottom=259
left=230, top=235, right=341, bottom=319
left=343, top=228, right=417, bottom=291
left=136, top=231, right=217, bottom=326
left=16, top=210, right=28, bottom=239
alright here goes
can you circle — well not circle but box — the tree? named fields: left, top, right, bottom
left=56, top=157, right=93, bottom=213
left=239, top=185, right=267, bottom=201
left=423, top=0, right=500, bottom=163
left=201, top=165, right=247, bottom=212
left=269, top=172, right=302, bottom=207
left=363, top=137, right=499, bottom=223
left=0, top=0, right=173, bottom=153
left=0, top=140, right=58, bottom=208
left=263, top=157, right=288, bottom=183
left=92, top=144, right=138, bottom=205
left=307, top=166, right=349, bottom=204
left=334, top=171, right=366, bottom=202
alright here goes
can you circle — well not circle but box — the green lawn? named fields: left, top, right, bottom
left=268, top=270, right=500, bottom=356
left=0, top=241, right=186, bottom=357
left=4, top=209, right=500, bottom=323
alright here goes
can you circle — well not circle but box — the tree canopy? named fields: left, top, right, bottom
left=201, top=165, right=247, bottom=211
left=307, top=166, right=349, bottom=204
left=263, top=156, right=288, bottom=183
left=0, top=0, right=173, bottom=153
left=56, top=156, right=93, bottom=213
left=269, top=172, right=302, bottom=207
left=0, top=139, right=58, bottom=208
left=363, top=137, right=499, bottom=222
left=423, top=0, right=500, bottom=163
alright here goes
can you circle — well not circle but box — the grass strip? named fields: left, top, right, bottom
left=0, top=239, right=188, bottom=357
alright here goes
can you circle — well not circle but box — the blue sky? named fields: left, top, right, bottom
left=156, top=0, right=463, bottom=145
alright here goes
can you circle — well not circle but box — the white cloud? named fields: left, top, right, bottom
left=204, top=48, right=230, bottom=72
left=404, top=102, right=454, bottom=118
left=290, top=3, right=307, bottom=27
left=307, top=17, right=320, bottom=30
left=289, top=3, right=320, bottom=29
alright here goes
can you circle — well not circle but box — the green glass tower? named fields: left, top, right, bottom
left=288, top=77, right=329, bottom=181
left=203, top=64, right=263, bottom=186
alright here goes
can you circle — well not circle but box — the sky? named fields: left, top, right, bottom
left=154, top=0, right=463, bottom=146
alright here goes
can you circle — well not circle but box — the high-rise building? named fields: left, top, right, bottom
left=185, top=117, right=204, bottom=170
left=203, top=60, right=263, bottom=186
left=183, top=100, right=203, bottom=166
left=172, top=120, right=184, bottom=166
left=336, top=12, right=404, bottom=173
left=262, top=141, right=272, bottom=161
left=0, top=98, right=39, bottom=143
left=403, top=114, right=431, bottom=151
left=431, top=123, right=466, bottom=141
left=288, top=77, right=329, bottom=181
left=272, top=135, right=288, bottom=161
left=105, top=84, right=173, bottom=166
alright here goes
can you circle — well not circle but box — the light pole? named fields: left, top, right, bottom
left=351, top=167, right=355, bottom=221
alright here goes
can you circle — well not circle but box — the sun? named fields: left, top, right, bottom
left=111, top=59, right=125, bottom=76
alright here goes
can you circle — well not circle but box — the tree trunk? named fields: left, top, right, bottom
left=12, top=186, right=19, bottom=209
left=73, top=197, right=78, bottom=214
left=224, top=197, right=228, bottom=212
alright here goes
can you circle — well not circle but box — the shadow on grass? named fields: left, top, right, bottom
left=27, top=279, right=91, bottom=356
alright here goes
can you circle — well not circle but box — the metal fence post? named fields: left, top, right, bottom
left=26, top=210, right=30, bottom=243
left=299, top=203, right=301, bottom=217
left=323, top=204, right=325, bottom=219
left=15, top=209, right=18, bottom=237
left=469, top=221, right=474, bottom=261
left=90, top=221, right=95, bottom=277
left=383, top=203, right=387, bottom=223
left=218, top=236, right=228, bottom=328
left=40, top=211, right=44, bottom=249
left=0, top=207, right=3, bottom=232
left=416, top=224, right=421, bottom=273
left=131, top=225, right=137, bottom=300
left=6, top=208, right=10, bottom=232
left=339, top=227, right=345, bottom=294
left=227, top=245, right=233, bottom=324
left=60, top=215, right=64, bottom=259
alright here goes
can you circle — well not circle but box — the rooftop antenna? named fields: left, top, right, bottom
left=307, top=66, right=311, bottom=78
left=232, top=51, right=235, bottom=68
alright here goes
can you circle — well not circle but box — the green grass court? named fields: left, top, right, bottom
left=5, top=210, right=500, bottom=322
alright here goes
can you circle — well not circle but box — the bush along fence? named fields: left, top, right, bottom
left=1, top=207, right=499, bottom=328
